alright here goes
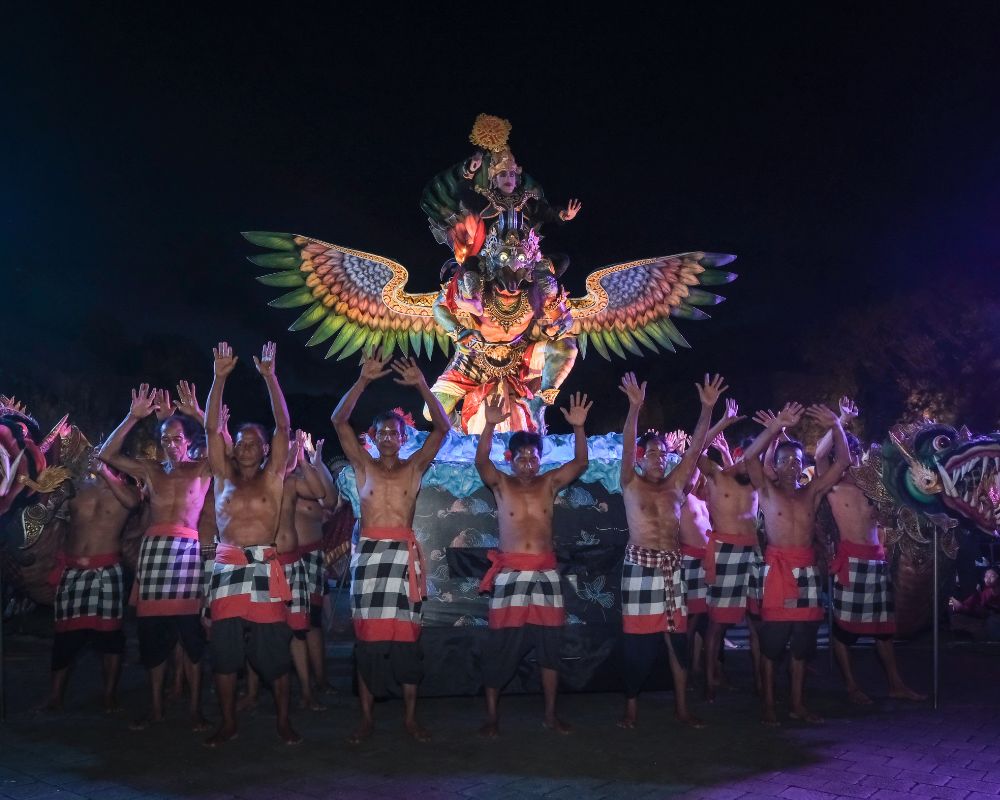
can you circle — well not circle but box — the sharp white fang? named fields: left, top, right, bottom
left=937, top=464, right=958, bottom=496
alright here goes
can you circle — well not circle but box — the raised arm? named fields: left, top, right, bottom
left=294, top=431, right=326, bottom=501
left=805, top=404, right=850, bottom=500
left=254, top=342, right=291, bottom=477
left=308, top=437, right=340, bottom=507
left=815, top=396, right=857, bottom=476
left=205, top=342, right=237, bottom=478
left=474, top=395, right=506, bottom=490
left=331, top=350, right=391, bottom=468
left=94, top=458, right=142, bottom=511
left=390, top=358, right=450, bottom=471
left=618, top=373, right=645, bottom=487
left=98, top=384, right=158, bottom=481
left=547, top=392, right=593, bottom=490
left=745, top=403, right=804, bottom=488
left=669, top=374, right=727, bottom=490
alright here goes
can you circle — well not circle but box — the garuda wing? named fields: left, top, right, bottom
left=568, top=252, right=737, bottom=360
left=243, top=231, right=452, bottom=360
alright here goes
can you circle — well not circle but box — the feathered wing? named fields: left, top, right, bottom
left=568, top=252, right=737, bottom=360
left=243, top=232, right=452, bottom=360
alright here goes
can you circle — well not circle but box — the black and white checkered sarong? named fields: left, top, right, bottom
left=706, top=540, right=762, bottom=620
left=833, top=557, right=894, bottom=632
left=137, top=530, right=203, bottom=614
left=300, top=546, right=325, bottom=604
left=351, top=538, right=421, bottom=632
left=55, top=562, right=124, bottom=631
left=621, top=546, right=687, bottom=633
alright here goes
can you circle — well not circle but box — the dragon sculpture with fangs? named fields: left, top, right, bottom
left=839, top=421, right=1000, bottom=635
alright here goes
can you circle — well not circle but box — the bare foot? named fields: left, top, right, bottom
left=761, top=709, right=780, bottom=727
left=102, top=699, right=122, bottom=714
left=33, top=698, right=63, bottom=714
left=347, top=719, right=374, bottom=744
left=278, top=723, right=303, bottom=745
left=705, top=684, right=717, bottom=703
left=203, top=724, right=238, bottom=747
left=190, top=714, right=213, bottom=732
left=478, top=720, right=500, bottom=737
left=889, top=685, right=927, bottom=702
left=847, top=687, right=873, bottom=705
left=404, top=720, right=432, bottom=742
left=235, top=694, right=258, bottom=713
left=315, top=682, right=338, bottom=695
left=617, top=715, right=636, bottom=729
left=543, top=716, right=572, bottom=734
left=129, top=713, right=165, bottom=731
left=677, top=712, right=707, bottom=729
left=789, top=707, right=824, bottom=724
left=298, top=696, right=327, bottom=712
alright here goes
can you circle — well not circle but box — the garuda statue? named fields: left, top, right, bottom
left=244, top=115, right=737, bottom=433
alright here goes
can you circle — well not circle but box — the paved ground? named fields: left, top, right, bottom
left=0, top=626, right=998, bottom=800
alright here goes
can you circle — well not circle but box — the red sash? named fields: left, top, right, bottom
left=762, top=545, right=815, bottom=613
left=215, top=543, right=291, bottom=602
left=48, top=551, right=120, bottom=586
left=145, top=523, right=199, bottom=540
left=479, top=551, right=557, bottom=593
left=680, top=543, right=706, bottom=559
left=830, top=540, right=886, bottom=585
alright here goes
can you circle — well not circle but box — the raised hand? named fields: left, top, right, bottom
left=253, top=341, right=277, bottom=378
left=129, top=384, right=158, bottom=419
left=806, top=404, right=840, bottom=429
left=560, top=198, right=583, bottom=221
left=213, top=342, right=238, bottom=378
left=310, top=438, right=325, bottom=466
left=839, top=396, right=859, bottom=423
left=152, top=388, right=174, bottom=422
left=696, top=374, right=728, bottom=408
left=175, top=380, right=203, bottom=419
left=618, top=372, right=646, bottom=407
left=483, top=394, right=510, bottom=426
left=774, top=402, right=805, bottom=429
left=391, top=357, right=428, bottom=388
left=725, top=398, right=739, bottom=419
left=219, top=403, right=231, bottom=433
left=710, top=433, right=731, bottom=454
left=294, top=428, right=308, bottom=456
left=359, top=349, right=392, bottom=382
left=665, top=429, right=690, bottom=454
left=560, top=392, right=593, bottom=427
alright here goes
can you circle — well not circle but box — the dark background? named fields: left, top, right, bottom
left=3, top=4, right=999, bottom=449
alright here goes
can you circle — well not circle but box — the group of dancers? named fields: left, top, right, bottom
left=39, top=341, right=926, bottom=747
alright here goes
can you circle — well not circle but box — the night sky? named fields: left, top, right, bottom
left=4, top=5, right=1000, bottom=445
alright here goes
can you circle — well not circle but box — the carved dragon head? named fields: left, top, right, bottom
left=882, top=421, right=1000, bottom=534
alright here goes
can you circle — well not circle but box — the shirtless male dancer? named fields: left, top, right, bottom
left=816, top=397, right=925, bottom=704
left=745, top=402, right=850, bottom=725
left=617, top=372, right=730, bottom=729
left=475, top=391, right=591, bottom=736
left=204, top=341, right=299, bottom=746
left=275, top=430, right=330, bottom=711
left=332, top=351, right=449, bottom=743
left=680, top=399, right=741, bottom=683
left=698, top=407, right=783, bottom=701
left=41, top=450, right=141, bottom=712
left=100, top=386, right=212, bottom=730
